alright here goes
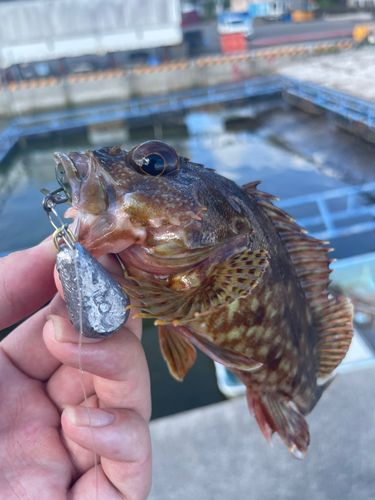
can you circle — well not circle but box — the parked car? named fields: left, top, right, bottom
left=217, top=12, right=254, bottom=40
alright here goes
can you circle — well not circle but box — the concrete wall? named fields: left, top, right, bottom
left=0, top=55, right=304, bottom=118
left=0, top=0, right=182, bottom=68
left=284, top=92, right=375, bottom=145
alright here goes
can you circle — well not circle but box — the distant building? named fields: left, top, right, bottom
left=230, top=0, right=307, bottom=13
left=0, top=0, right=182, bottom=70
left=346, top=0, right=373, bottom=6
left=230, top=0, right=250, bottom=11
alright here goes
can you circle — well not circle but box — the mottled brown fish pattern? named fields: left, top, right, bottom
left=54, top=140, right=353, bottom=458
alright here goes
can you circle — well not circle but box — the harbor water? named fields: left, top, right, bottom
left=1, top=97, right=375, bottom=418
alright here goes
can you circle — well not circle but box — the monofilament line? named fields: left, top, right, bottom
left=73, top=250, right=99, bottom=500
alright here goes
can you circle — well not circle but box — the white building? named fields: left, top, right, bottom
left=230, top=0, right=250, bottom=11
left=230, top=0, right=305, bottom=13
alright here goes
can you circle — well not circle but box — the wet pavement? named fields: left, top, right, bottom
left=149, top=366, right=375, bottom=500
left=1, top=97, right=375, bottom=417
left=279, top=46, right=375, bottom=103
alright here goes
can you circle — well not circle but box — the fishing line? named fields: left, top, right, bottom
left=73, top=253, right=100, bottom=500
left=44, top=198, right=130, bottom=500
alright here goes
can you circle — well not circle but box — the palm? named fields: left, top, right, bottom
left=0, top=241, right=151, bottom=499
left=0, top=355, right=72, bottom=497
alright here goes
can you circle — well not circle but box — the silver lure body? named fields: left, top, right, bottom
left=56, top=243, right=130, bottom=338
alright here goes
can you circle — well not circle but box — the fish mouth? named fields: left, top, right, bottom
left=53, top=151, right=93, bottom=208
left=53, top=151, right=88, bottom=182
left=53, top=151, right=75, bottom=171
left=53, top=153, right=75, bottom=202
left=53, top=149, right=112, bottom=218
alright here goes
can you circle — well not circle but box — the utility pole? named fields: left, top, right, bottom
left=216, top=0, right=225, bottom=15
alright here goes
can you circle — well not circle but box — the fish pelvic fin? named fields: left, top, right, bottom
left=158, top=324, right=196, bottom=381
left=174, top=325, right=263, bottom=372
left=243, top=182, right=354, bottom=379
left=246, top=389, right=310, bottom=459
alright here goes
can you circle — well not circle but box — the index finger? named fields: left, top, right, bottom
left=0, top=239, right=57, bottom=330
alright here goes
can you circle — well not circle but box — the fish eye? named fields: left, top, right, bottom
left=127, top=140, right=180, bottom=177
left=140, top=153, right=165, bottom=175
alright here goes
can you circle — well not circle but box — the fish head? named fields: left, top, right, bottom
left=54, top=141, right=252, bottom=264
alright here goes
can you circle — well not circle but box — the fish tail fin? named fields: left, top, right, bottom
left=246, top=389, right=310, bottom=459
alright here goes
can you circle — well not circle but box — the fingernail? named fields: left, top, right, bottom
left=63, top=405, right=116, bottom=427
left=47, top=315, right=102, bottom=343
left=47, top=315, right=65, bottom=342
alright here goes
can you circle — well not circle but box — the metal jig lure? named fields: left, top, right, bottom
left=43, top=188, right=130, bottom=338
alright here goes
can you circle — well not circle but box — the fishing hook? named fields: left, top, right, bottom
left=42, top=187, right=75, bottom=251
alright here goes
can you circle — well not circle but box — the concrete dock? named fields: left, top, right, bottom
left=149, top=366, right=375, bottom=500
left=279, top=46, right=375, bottom=103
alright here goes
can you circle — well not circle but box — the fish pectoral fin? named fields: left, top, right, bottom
left=246, top=389, right=310, bottom=459
left=123, top=248, right=269, bottom=325
left=204, top=247, right=269, bottom=303
left=158, top=325, right=197, bottom=381
left=172, top=248, right=269, bottom=325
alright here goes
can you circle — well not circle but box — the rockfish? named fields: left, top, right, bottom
left=53, top=140, right=353, bottom=458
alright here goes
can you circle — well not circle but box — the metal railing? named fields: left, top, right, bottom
left=2, top=75, right=375, bottom=165
left=277, top=181, right=375, bottom=241
left=284, top=77, right=375, bottom=127
left=0, top=75, right=284, bottom=163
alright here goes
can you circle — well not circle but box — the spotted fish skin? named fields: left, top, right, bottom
left=54, top=141, right=353, bottom=458
left=180, top=194, right=321, bottom=455
left=195, top=246, right=316, bottom=401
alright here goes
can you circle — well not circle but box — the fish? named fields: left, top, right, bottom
left=53, top=140, right=353, bottom=458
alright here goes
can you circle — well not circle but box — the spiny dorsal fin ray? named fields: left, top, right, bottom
left=242, top=181, right=279, bottom=201
left=123, top=249, right=269, bottom=325
left=243, top=182, right=353, bottom=379
left=314, top=296, right=353, bottom=378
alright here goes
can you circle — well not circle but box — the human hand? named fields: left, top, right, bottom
left=0, top=239, right=152, bottom=499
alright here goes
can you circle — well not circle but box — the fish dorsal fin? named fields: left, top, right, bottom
left=243, top=181, right=353, bottom=378
left=123, top=248, right=269, bottom=325
left=158, top=324, right=196, bottom=381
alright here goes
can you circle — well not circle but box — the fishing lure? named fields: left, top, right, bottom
left=42, top=187, right=130, bottom=338
left=42, top=187, right=131, bottom=500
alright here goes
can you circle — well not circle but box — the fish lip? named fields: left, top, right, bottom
left=53, top=152, right=83, bottom=181
left=53, top=152, right=75, bottom=170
